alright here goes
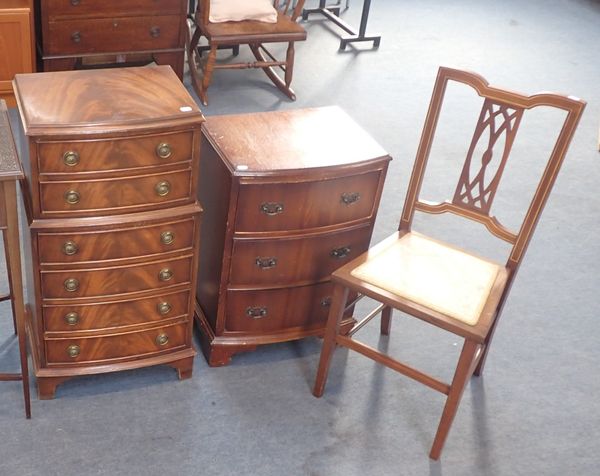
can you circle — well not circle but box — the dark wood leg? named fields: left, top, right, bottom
left=2, top=182, right=31, bottom=417
left=313, top=284, right=349, bottom=397
left=380, top=306, right=392, bottom=335
left=429, top=339, right=479, bottom=460
left=200, top=45, right=218, bottom=106
left=2, top=229, right=17, bottom=334
left=250, top=44, right=296, bottom=101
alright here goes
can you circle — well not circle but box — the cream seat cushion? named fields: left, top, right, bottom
left=350, top=232, right=501, bottom=325
left=209, top=0, right=278, bottom=23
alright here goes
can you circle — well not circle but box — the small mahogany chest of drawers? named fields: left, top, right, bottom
left=35, top=0, right=188, bottom=79
left=196, top=106, right=391, bottom=366
left=13, top=65, right=204, bottom=398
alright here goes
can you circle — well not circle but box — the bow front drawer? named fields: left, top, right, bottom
left=37, top=132, right=193, bottom=174
left=45, top=322, right=188, bottom=365
left=37, top=217, right=196, bottom=264
left=39, top=169, right=192, bottom=217
left=42, top=290, right=190, bottom=332
left=40, top=255, right=193, bottom=299
left=234, top=171, right=382, bottom=232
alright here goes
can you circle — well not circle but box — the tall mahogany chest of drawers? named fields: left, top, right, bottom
left=196, top=107, right=391, bottom=366
left=35, top=0, right=188, bottom=79
left=13, top=66, right=204, bottom=398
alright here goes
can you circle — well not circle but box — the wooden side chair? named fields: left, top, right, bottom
left=313, top=67, right=586, bottom=459
left=187, top=0, right=307, bottom=105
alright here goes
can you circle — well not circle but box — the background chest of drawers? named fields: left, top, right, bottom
left=35, top=0, right=187, bottom=79
left=13, top=65, right=204, bottom=398
left=196, top=106, right=391, bottom=366
left=0, top=0, right=35, bottom=106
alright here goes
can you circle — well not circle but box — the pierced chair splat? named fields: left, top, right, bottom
left=312, top=66, right=586, bottom=460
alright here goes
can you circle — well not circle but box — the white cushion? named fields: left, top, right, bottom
left=350, top=232, right=501, bottom=325
left=209, top=0, right=278, bottom=23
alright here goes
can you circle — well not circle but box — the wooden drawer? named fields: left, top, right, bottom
left=43, top=289, right=190, bottom=332
left=40, top=255, right=193, bottom=299
left=234, top=170, right=382, bottom=232
left=45, top=0, right=182, bottom=19
left=37, top=131, right=193, bottom=174
left=225, top=283, right=336, bottom=333
left=39, top=168, right=192, bottom=216
left=45, top=322, right=188, bottom=364
left=230, top=225, right=371, bottom=286
left=45, top=15, right=182, bottom=55
left=37, top=216, right=196, bottom=264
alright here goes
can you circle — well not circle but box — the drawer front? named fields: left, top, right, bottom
left=39, top=169, right=192, bottom=216
left=38, top=132, right=193, bottom=174
left=43, top=290, right=190, bottom=332
left=230, top=225, right=371, bottom=286
left=41, top=255, right=193, bottom=299
left=38, top=217, right=196, bottom=264
left=45, top=322, right=188, bottom=364
left=45, top=15, right=182, bottom=55
left=225, top=283, right=336, bottom=333
left=45, top=0, right=182, bottom=19
left=235, top=170, right=382, bottom=232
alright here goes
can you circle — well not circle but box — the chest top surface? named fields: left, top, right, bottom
left=202, top=106, right=390, bottom=174
left=13, top=66, right=203, bottom=136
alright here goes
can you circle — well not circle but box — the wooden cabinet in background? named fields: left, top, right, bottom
left=13, top=65, right=204, bottom=398
left=196, top=106, right=391, bottom=366
left=35, top=0, right=187, bottom=79
left=0, top=0, right=35, bottom=106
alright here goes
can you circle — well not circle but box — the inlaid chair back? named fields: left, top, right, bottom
left=188, top=0, right=307, bottom=105
left=312, top=67, right=585, bottom=460
left=401, top=67, right=585, bottom=276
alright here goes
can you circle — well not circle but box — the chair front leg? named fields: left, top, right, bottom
left=200, top=44, right=218, bottom=106
left=430, top=339, right=480, bottom=459
left=284, top=41, right=295, bottom=87
left=313, top=283, right=350, bottom=397
left=380, top=305, right=392, bottom=335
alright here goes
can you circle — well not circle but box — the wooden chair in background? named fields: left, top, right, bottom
left=312, top=67, right=586, bottom=459
left=187, top=0, right=307, bottom=105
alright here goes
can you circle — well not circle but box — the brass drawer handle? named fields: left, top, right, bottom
left=62, top=241, right=78, bottom=256
left=157, top=301, right=172, bottom=315
left=63, top=151, right=80, bottom=167
left=64, top=278, right=79, bottom=292
left=71, top=31, right=81, bottom=43
left=156, top=142, right=172, bottom=159
left=321, top=297, right=332, bottom=307
left=155, top=181, right=171, bottom=197
left=70, top=0, right=81, bottom=5
left=64, top=190, right=80, bottom=205
left=64, top=312, right=79, bottom=326
left=341, top=192, right=361, bottom=205
left=150, top=26, right=161, bottom=38
left=156, top=333, right=169, bottom=346
left=67, top=344, right=80, bottom=357
left=260, top=202, right=284, bottom=216
left=255, top=257, right=277, bottom=269
left=158, top=268, right=173, bottom=282
left=160, top=231, right=175, bottom=245
left=246, top=306, right=268, bottom=319
left=330, top=246, right=351, bottom=259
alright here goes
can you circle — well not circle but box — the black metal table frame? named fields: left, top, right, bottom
left=302, top=0, right=380, bottom=50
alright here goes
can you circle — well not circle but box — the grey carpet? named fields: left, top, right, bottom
left=1, top=0, right=599, bottom=474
